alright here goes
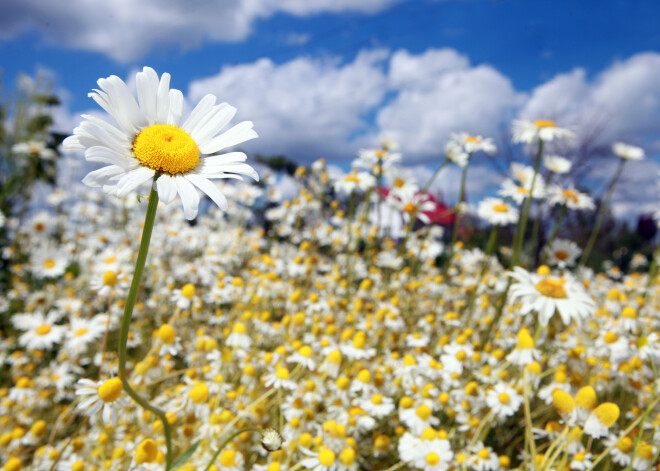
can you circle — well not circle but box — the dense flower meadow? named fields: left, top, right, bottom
left=1, top=68, right=659, bottom=471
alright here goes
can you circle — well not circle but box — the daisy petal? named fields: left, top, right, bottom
left=174, top=176, right=201, bottom=220
left=185, top=173, right=228, bottom=211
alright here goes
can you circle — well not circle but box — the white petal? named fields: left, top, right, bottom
left=115, top=167, right=156, bottom=197
left=174, top=176, right=201, bottom=220
left=98, top=76, right=147, bottom=135
left=86, top=146, right=134, bottom=168
left=156, top=174, right=177, bottom=204
left=185, top=173, right=228, bottom=211
left=136, top=67, right=159, bottom=124
left=156, top=73, right=171, bottom=124
left=199, top=121, right=258, bottom=155
left=82, top=166, right=127, bottom=188
left=168, top=89, right=184, bottom=126
left=190, top=103, right=236, bottom=147
left=182, top=94, right=216, bottom=134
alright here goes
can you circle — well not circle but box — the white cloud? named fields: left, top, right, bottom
left=519, top=52, right=660, bottom=145
left=0, top=0, right=401, bottom=62
left=371, top=49, right=524, bottom=161
left=188, top=50, right=389, bottom=160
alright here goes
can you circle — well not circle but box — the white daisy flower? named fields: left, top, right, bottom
left=63, top=66, right=259, bottom=220
left=583, top=402, right=619, bottom=438
left=543, top=155, right=572, bottom=174
left=477, top=197, right=519, bottom=226
left=485, top=383, right=523, bottom=419
left=512, top=119, right=575, bottom=143
left=544, top=239, right=581, bottom=268
left=30, top=250, right=69, bottom=279
left=12, top=140, right=57, bottom=161
left=12, top=311, right=66, bottom=350
left=75, top=377, right=128, bottom=425
left=508, top=267, right=597, bottom=326
left=612, top=142, right=644, bottom=160
left=546, top=185, right=595, bottom=211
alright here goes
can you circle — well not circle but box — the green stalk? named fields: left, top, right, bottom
left=512, top=139, right=544, bottom=267
left=450, top=161, right=470, bottom=248
left=578, top=158, right=626, bottom=268
left=529, top=172, right=554, bottom=263
left=117, top=183, right=174, bottom=471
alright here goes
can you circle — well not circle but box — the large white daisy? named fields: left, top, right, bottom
left=508, top=267, right=596, bottom=326
left=63, top=66, right=259, bottom=219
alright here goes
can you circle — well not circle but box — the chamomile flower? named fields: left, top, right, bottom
left=63, top=66, right=259, bottom=219
left=543, top=155, right=572, bottom=174
left=445, top=133, right=497, bottom=167
left=512, top=119, right=575, bottom=143
left=12, top=140, right=57, bottom=161
left=12, top=311, right=66, bottom=350
left=171, top=283, right=197, bottom=309
left=75, top=377, right=128, bottom=425
left=544, top=239, right=581, bottom=268
left=359, top=394, right=395, bottom=418
left=612, top=142, right=644, bottom=161
left=263, top=366, right=297, bottom=390
left=509, top=267, right=597, bottom=326
left=583, top=402, right=620, bottom=438
left=546, top=185, right=595, bottom=211
left=30, top=250, right=69, bottom=279
left=477, top=198, right=519, bottom=226
left=506, top=327, right=541, bottom=366
left=156, top=324, right=181, bottom=356
left=486, top=383, right=523, bottom=418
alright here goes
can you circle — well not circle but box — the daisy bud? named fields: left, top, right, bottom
left=260, top=428, right=283, bottom=452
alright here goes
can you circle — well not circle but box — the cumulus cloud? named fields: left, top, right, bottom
left=0, top=0, right=402, bottom=62
left=188, top=50, right=390, bottom=161
left=519, top=53, right=660, bottom=145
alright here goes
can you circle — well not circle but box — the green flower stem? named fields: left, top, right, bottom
left=450, top=161, right=470, bottom=248
left=117, top=183, right=174, bottom=471
left=512, top=139, right=544, bottom=267
left=578, top=158, right=626, bottom=268
left=529, top=172, right=555, bottom=264
left=203, top=427, right=263, bottom=471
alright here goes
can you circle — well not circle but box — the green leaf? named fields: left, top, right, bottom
left=171, top=441, right=201, bottom=470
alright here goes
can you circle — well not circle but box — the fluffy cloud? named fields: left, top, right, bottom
left=0, top=0, right=401, bottom=62
left=519, top=53, right=660, bottom=145
left=188, top=50, right=389, bottom=160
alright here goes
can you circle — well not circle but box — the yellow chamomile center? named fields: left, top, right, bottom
left=36, top=325, right=51, bottom=335
left=516, top=328, right=535, bottom=349
left=318, top=448, right=336, bottom=467
left=535, top=278, right=568, bottom=299
left=562, top=189, right=579, bottom=203
left=492, top=203, right=509, bottom=213
left=617, top=436, right=633, bottom=453
left=98, top=378, right=123, bottom=403
left=533, top=119, right=556, bottom=128
left=157, top=324, right=176, bottom=345
left=133, top=124, right=199, bottom=175
left=498, top=393, right=510, bottom=404
left=465, top=135, right=481, bottom=143
left=103, top=271, right=118, bottom=287
left=552, top=389, right=575, bottom=414
left=181, top=283, right=195, bottom=300
left=188, top=383, right=209, bottom=404
left=135, top=439, right=159, bottom=464
left=219, top=450, right=237, bottom=467
left=416, top=405, right=432, bottom=420
left=554, top=250, right=569, bottom=261
left=75, top=328, right=89, bottom=337
left=593, top=402, right=619, bottom=427
left=43, top=260, right=56, bottom=269
left=426, top=453, right=440, bottom=465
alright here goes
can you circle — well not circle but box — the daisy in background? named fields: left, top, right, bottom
left=612, top=142, right=644, bottom=161
left=544, top=239, right=581, bottom=268
left=512, top=119, right=575, bottom=143
left=508, top=267, right=597, bottom=326
left=75, top=377, right=128, bottom=425
left=334, top=169, right=376, bottom=195
left=543, top=155, right=572, bottom=174
left=30, top=249, right=70, bottom=279
left=546, top=185, right=595, bottom=211
left=63, top=66, right=259, bottom=220
left=12, top=140, right=57, bottom=161
left=12, top=310, right=66, bottom=350
left=477, top=197, right=519, bottom=226
left=445, top=132, right=497, bottom=167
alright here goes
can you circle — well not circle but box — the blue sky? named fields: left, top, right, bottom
left=2, top=0, right=660, bottom=215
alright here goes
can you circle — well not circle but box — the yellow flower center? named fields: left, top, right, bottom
left=426, top=452, right=440, bottom=465
left=552, top=389, right=575, bottom=414
left=181, top=283, right=195, bottom=300
left=403, top=202, right=416, bottom=213
left=492, top=203, right=509, bottom=213
left=339, top=448, right=355, bottom=465
left=416, top=404, right=431, bottom=420
left=327, top=350, right=342, bottom=364
left=219, top=450, right=236, bottom=467
left=535, top=278, right=568, bottom=299
left=478, top=448, right=490, bottom=459
left=498, top=392, right=510, bottom=404
left=43, top=260, right=56, bottom=269
left=621, top=307, right=637, bottom=319
left=394, top=178, right=405, bottom=188
left=188, top=383, right=209, bottom=404
left=75, top=328, right=89, bottom=337
left=344, top=174, right=360, bottom=183
left=232, top=322, right=247, bottom=334
left=464, top=135, right=481, bottom=143
left=593, top=402, right=619, bottom=427
left=135, top=439, right=159, bottom=464
left=617, top=436, right=633, bottom=453
left=157, top=324, right=176, bottom=344
left=298, top=345, right=312, bottom=357
left=516, top=186, right=529, bottom=194
left=36, top=324, right=51, bottom=335
left=516, top=328, right=535, bottom=349
left=533, top=119, right=557, bottom=128
left=575, top=386, right=597, bottom=410
left=554, top=250, right=569, bottom=261
left=102, top=271, right=118, bottom=286
left=637, top=442, right=653, bottom=460
left=71, top=461, right=84, bottom=471
left=318, top=448, right=335, bottom=467
left=133, top=124, right=199, bottom=175
left=372, top=394, right=383, bottom=405
left=561, top=189, right=579, bottom=203
left=275, top=367, right=289, bottom=380
left=97, top=378, right=122, bottom=403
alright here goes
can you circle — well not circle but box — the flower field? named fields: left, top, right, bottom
left=0, top=68, right=659, bottom=471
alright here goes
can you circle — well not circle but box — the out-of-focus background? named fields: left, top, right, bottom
left=1, top=0, right=659, bottom=216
